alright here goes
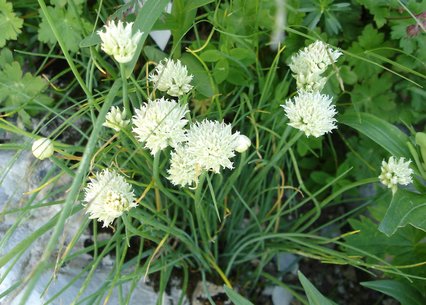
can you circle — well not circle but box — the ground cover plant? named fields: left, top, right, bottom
left=0, top=0, right=425, bottom=304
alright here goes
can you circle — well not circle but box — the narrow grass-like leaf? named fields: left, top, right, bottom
left=125, top=0, right=170, bottom=77
left=361, top=280, right=426, bottom=305
left=339, top=112, right=410, bottom=158
left=223, top=286, right=254, bottom=305
left=298, top=271, right=338, bottom=305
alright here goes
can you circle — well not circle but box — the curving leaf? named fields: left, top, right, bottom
left=0, top=0, right=23, bottom=47
left=379, top=189, right=426, bottom=236
left=298, top=271, right=338, bottom=305
left=361, top=280, right=426, bottom=305
left=223, top=286, right=254, bottom=305
left=339, top=112, right=411, bottom=158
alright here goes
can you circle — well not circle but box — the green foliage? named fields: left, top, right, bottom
left=0, top=51, right=52, bottom=125
left=38, top=3, right=91, bottom=53
left=0, top=0, right=23, bottom=47
left=361, top=280, right=426, bottom=305
left=298, top=271, right=338, bottom=305
left=379, top=190, right=426, bottom=236
left=223, top=286, right=255, bottom=305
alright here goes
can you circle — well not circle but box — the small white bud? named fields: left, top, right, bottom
left=32, top=138, right=54, bottom=160
left=234, top=134, right=251, bottom=153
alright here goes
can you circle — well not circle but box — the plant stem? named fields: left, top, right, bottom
left=194, top=173, right=210, bottom=253
left=153, top=152, right=162, bottom=211
left=120, top=64, right=130, bottom=117
left=17, top=80, right=121, bottom=305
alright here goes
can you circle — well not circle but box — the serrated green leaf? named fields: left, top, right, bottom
left=0, top=61, right=52, bottom=108
left=0, top=0, right=23, bottom=48
left=0, top=48, right=13, bottom=68
left=361, top=280, right=426, bottom=305
left=298, top=271, right=338, bottom=305
left=223, top=286, right=254, bottom=305
left=379, top=190, right=426, bottom=236
left=38, top=5, right=91, bottom=53
left=339, top=112, right=411, bottom=159
left=125, top=0, right=170, bottom=77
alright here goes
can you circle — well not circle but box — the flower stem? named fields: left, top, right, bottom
left=153, top=152, right=162, bottom=212
left=120, top=64, right=130, bottom=118
left=194, top=173, right=210, bottom=253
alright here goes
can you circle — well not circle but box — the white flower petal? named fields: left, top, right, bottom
left=379, top=156, right=413, bottom=193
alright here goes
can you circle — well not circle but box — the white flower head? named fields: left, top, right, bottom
left=289, top=40, right=342, bottom=91
left=103, top=106, right=130, bottom=132
left=84, top=169, right=136, bottom=227
left=132, top=97, right=188, bottom=155
left=32, top=138, right=54, bottom=160
left=149, top=58, right=193, bottom=97
left=282, top=91, right=337, bottom=137
left=97, top=20, right=143, bottom=63
left=186, top=120, right=240, bottom=173
left=167, top=145, right=200, bottom=188
left=234, top=134, right=251, bottom=153
left=379, top=156, right=413, bottom=194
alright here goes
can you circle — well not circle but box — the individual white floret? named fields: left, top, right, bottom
left=379, top=156, right=413, bottom=194
left=281, top=91, right=337, bottom=137
left=103, top=106, right=130, bottom=132
left=97, top=20, right=143, bottom=63
left=84, top=169, right=136, bottom=227
left=132, top=98, right=188, bottom=155
left=149, top=58, right=193, bottom=96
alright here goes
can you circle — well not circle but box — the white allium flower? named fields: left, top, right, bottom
left=282, top=91, right=337, bottom=137
left=32, top=138, right=54, bottom=160
left=149, top=58, right=193, bottom=96
left=379, top=156, right=413, bottom=194
left=84, top=169, right=136, bottom=227
left=289, top=40, right=342, bottom=91
left=186, top=120, right=240, bottom=173
left=97, top=20, right=143, bottom=63
left=234, top=134, right=251, bottom=153
left=167, top=145, right=200, bottom=188
left=103, top=106, right=130, bottom=132
left=132, top=98, right=188, bottom=155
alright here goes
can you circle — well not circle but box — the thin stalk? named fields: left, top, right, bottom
left=17, top=80, right=121, bottom=305
left=37, top=0, right=98, bottom=110
left=194, top=174, right=210, bottom=253
left=153, top=152, right=162, bottom=211
left=120, top=64, right=130, bottom=117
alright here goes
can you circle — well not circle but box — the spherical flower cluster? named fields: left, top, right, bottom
left=379, top=156, right=413, bottom=194
left=97, top=20, right=143, bottom=63
left=103, top=106, right=130, bottom=132
left=132, top=98, right=188, bottom=155
left=167, top=120, right=248, bottom=187
left=149, top=58, right=193, bottom=96
left=282, top=91, right=337, bottom=137
left=84, top=169, right=136, bottom=227
left=32, top=138, right=54, bottom=160
left=289, top=40, right=342, bottom=92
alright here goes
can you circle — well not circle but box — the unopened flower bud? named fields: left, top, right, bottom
left=234, top=135, right=251, bottom=153
left=32, top=138, right=54, bottom=160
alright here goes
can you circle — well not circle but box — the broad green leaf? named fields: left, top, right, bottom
left=0, top=0, right=23, bottom=48
left=379, top=189, right=426, bottom=236
left=298, top=271, right=338, bottom=305
left=339, top=112, right=411, bottom=159
left=213, top=58, right=229, bottom=84
left=143, top=46, right=168, bottom=63
left=125, top=0, right=170, bottom=77
left=223, top=286, right=254, bottom=305
left=200, top=50, right=223, bottom=63
left=361, top=280, right=426, bottom=305
left=181, top=53, right=215, bottom=97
